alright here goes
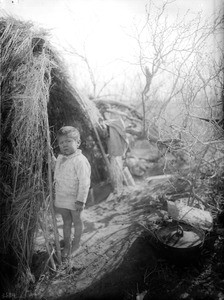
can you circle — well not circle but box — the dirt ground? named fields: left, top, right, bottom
left=32, top=170, right=224, bottom=300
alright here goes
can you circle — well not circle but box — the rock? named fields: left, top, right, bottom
left=180, top=292, right=190, bottom=299
left=126, top=156, right=145, bottom=176
left=129, top=139, right=160, bottom=161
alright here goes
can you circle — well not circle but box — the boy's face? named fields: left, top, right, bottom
left=58, top=135, right=79, bottom=156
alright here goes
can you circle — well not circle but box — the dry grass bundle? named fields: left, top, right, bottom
left=0, top=17, right=57, bottom=296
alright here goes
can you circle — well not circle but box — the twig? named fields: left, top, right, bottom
left=45, top=106, right=61, bottom=264
left=38, top=218, right=56, bottom=271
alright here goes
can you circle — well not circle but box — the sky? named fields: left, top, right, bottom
left=0, top=0, right=223, bottom=96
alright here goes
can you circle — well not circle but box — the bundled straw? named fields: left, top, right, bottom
left=0, top=17, right=55, bottom=295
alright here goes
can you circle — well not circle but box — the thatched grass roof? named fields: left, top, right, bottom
left=1, top=16, right=101, bottom=143
left=0, top=16, right=104, bottom=295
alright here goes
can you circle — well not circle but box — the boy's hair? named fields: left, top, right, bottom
left=57, top=126, right=80, bottom=143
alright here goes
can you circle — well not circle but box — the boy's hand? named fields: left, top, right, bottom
left=75, top=201, right=84, bottom=212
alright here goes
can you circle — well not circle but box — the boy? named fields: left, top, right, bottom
left=53, top=126, right=91, bottom=257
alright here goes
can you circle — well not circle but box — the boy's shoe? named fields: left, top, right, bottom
left=61, top=245, right=70, bottom=258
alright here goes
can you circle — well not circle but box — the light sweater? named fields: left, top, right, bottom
left=54, top=150, right=91, bottom=210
